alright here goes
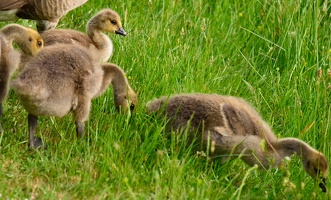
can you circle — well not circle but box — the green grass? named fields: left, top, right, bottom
left=1, top=0, right=331, bottom=199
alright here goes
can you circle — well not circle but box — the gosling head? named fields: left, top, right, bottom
left=115, top=89, right=137, bottom=113
left=16, top=27, right=44, bottom=56
left=90, top=9, right=126, bottom=36
left=1, top=24, right=44, bottom=56
left=302, top=152, right=329, bottom=192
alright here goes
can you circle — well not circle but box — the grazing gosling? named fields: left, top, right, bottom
left=11, top=44, right=136, bottom=149
left=146, top=94, right=329, bottom=192
left=0, top=0, right=88, bottom=32
left=41, top=9, right=126, bottom=63
left=0, top=24, right=43, bottom=133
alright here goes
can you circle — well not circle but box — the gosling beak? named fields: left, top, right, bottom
left=319, top=178, right=327, bottom=193
left=115, top=27, right=126, bottom=36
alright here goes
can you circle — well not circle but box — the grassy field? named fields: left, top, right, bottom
left=1, top=0, right=331, bottom=199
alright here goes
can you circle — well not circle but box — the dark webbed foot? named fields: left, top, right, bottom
left=28, top=114, right=39, bottom=149
left=29, top=137, right=45, bottom=149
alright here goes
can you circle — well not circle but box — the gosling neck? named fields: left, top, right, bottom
left=86, top=19, right=113, bottom=53
left=1, top=24, right=24, bottom=43
left=101, top=63, right=132, bottom=106
left=273, top=137, right=316, bottom=159
left=106, top=64, right=129, bottom=93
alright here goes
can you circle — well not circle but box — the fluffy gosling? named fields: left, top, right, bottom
left=11, top=44, right=136, bottom=149
left=146, top=93, right=329, bottom=192
left=41, top=9, right=126, bottom=62
left=0, top=24, right=43, bottom=133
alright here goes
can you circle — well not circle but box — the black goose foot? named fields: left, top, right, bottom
left=30, top=137, right=46, bottom=150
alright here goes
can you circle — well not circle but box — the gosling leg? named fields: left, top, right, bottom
left=76, top=121, right=85, bottom=138
left=73, top=96, right=91, bottom=138
left=28, top=114, right=43, bottom=149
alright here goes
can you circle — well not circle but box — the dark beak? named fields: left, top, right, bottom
left=115, top=27, right=126, bottom=36
left=319, top=178, right=327, bottom=193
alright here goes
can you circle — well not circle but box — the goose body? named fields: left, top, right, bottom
left=11, top=44, right=136, bottom=148
left=41, top=9, right=126, bottom=62
left=146, top=94, right=329, bottom=192
left=0, top=0, right=88, bottom=32
left=0, top=24, right=43, bottom=133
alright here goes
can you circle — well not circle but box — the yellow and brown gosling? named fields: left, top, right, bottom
left=0, top=0, right=88, bottom=32
left=11, top=44, right=136, bottom=149
left=146, top=93, right=329, bottom=192
left=41, top=9, right=126, bottom=63
left=0, top=23, right=43, bottom=133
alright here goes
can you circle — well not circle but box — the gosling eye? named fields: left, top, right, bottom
left=111, top=20, right=117, bottom=25
left=130, top=104, right=135, bottom=111
left=29, top=37, right=32, bottom=42
left=37, top=41, right=43, bottom=47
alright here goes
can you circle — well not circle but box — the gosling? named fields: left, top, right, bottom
left=41, top=9, right=126, bottom=62
left=0, top=0, right=88, bottom=32
left=11, top=44, right=136, bottom=149
left=0, top=24, right=43, bottom=133
left=146, top=93, right=329, bottom=192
